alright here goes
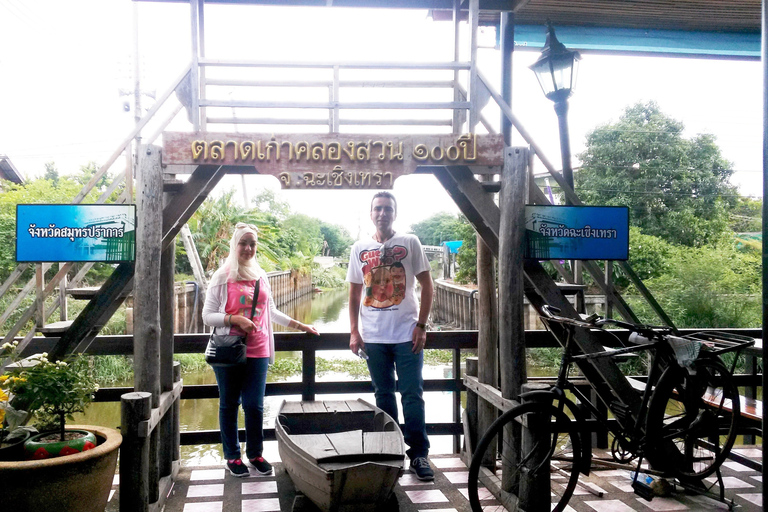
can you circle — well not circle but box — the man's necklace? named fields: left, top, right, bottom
left=374, top=231, right=395, bottom=244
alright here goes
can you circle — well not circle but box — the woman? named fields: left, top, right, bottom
left=203, top=222, right=318, bottom=477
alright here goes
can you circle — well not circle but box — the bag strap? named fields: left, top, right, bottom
left=249, top=278, right=260, bottom=320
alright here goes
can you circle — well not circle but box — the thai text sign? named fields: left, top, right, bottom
left=525, top=205, right=629, bottom=261
left=16, top=204, right=136, bottom=262
left=162, top=132, right=505, bottom=189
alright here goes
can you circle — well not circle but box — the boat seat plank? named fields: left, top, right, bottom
left=326, top=430, right=363, bottom=456
left=363, top=431, right=403, bottom=456
left=301, top=401, right=329, bottom=413
left=346, top=400, right=371, bottom=412
left=323, top=400, right=353, bottom=413
left=290, top=433, right=339, bottom=460
left=281, top=401, right=304, bottom=414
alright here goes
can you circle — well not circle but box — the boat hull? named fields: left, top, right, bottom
left=275, top=399, right=405, bottom=512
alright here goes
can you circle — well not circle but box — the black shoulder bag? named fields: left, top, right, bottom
left=205, top=279, right=260, bottom=367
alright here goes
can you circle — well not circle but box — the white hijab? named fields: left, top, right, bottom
left=209, top=223, right=264, bottom=287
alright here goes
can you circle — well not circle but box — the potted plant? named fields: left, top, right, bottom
left=0, top=341, right=122, bottom=512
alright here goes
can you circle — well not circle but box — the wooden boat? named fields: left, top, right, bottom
left=275, top=399, right=405, bottom=512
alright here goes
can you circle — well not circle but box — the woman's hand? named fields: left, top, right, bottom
left=294, top=321, right=319, bottom=336
left=230, top=314, right=256, bottom=333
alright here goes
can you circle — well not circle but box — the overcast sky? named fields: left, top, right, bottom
left=0, top=1, right=761, bottom=239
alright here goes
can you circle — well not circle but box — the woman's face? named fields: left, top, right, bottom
left=237, top=233, right=257, bottom=263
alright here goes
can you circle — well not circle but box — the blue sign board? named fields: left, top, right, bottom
left=16, top=204, right=136, bottom=263
left=525, top=205, right=629, bottom=261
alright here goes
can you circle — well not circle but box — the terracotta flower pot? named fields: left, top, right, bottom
left=0, top=425, right=122, bottom=512
left=24, top=429, right=97, bottom=459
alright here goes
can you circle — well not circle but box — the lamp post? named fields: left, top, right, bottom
left=530, top=23, right=581, bottom=197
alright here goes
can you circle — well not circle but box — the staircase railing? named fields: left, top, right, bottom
left=0, top=65, right=193, bottom=353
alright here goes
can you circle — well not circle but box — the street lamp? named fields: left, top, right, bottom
left=530, top=22, right=581, bottom=194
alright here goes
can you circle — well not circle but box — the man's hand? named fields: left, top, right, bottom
left=411, top=324, right=426, bottom=354
left=350, top=330, right=365, bottom=357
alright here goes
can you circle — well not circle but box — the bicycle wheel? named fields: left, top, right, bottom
left=467, top=401, right=582, bottom=512
left=646, top=357, right=739, bottom=479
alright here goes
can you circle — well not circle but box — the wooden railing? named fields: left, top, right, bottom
left=17, top=328, right=762, bottom=450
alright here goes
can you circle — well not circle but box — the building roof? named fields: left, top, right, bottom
left=0, top=155, right=24, bottom=184
left=138, top=1, right=762, bottom=34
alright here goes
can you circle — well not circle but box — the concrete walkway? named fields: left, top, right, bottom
left=104, top=447, right=762, bottom=512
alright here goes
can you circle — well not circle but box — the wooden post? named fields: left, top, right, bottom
left=499, top=147, right=528, bottom=399
left=464, top=356, right=479, bottom=458
left=604, top=260, right=613, bottom=318
left=159, top=217, right=175, bottom=478
left=498, top=147, right=528, bottom=491
left=302, top=349, right=316, bottom=401
left=121, top=391, right=152, bottom=512
left=468, top=0, right=479, bottom=131
left=135, top=144, right=163, bottom=403
left=173, top=361, right=182, bottom=462
left=134, top=144, right=162, bottom=506
left=477, top=174, right=498, bottom=464
left=518, top=383, right=552, bottom=511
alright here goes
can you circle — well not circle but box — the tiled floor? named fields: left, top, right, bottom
left=105, top=446, right=764, bottom=512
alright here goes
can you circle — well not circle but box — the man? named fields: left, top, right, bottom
left=347, top=191, right=435, bottom=481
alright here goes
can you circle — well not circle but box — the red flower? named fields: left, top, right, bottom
left=59, top=446, right=81, bottom=457
left=82, top=441, right=96, bottom=451
left=31, top=447, right=51, bottom=460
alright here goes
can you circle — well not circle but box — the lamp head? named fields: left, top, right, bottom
left=530, top=22, right=581, bottom=103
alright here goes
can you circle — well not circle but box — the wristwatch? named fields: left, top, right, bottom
left=416, top=322, right=426, bottom=330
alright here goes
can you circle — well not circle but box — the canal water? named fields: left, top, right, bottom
left=76, top=287, right=461, bottom=465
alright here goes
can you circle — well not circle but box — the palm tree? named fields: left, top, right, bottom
left=188, top=189, right=280, bottom=272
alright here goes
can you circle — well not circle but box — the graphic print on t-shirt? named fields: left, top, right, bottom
left=359, top=244, right=408, bottom=309
left=234, top=281, right=265, bottom=331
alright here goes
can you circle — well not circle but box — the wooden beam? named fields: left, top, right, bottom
left=432, top=165, right=500, bottom=255
left=161, top=164, right=227, bottom=250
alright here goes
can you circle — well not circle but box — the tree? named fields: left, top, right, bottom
left=576, top=101, right=737, bottom=247
left=187, top=189, right=279, bottom=273
left=43, top=162, right=59, bottom=187
left=410, top=212, right=465, bottom=246
left=319, top=223, right=353, bottom=258
left=730, top=196, right=762, bottom=233
left=627, top=242, right=760, bottom=328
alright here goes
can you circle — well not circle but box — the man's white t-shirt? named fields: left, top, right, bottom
left=346, top=233, right=430, bottom=343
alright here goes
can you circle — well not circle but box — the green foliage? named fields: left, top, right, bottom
left=319, top=223, right=354, bottom=258
left=622, top=227, right=681, bottom=286
left=280, top=214, right=323, bottom=257
left=313, top=265, right=347, bottom=289
left=576, top=101, right=737, bottom=247
left=730, top=196, right=762, bottom=233
left=187, top=189, right=280, bottom=273
left=173, top=354, right=209, bottom=373
left=626, top=241, right=761, bottom=328
left=455, top=217, right=478, bottom=284
left=410, top=212, right=466, bottom=246
left=91, top=355, right=134, bottom=384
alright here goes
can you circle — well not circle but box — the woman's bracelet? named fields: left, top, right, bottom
left=227, top=314, right=233, bottom=326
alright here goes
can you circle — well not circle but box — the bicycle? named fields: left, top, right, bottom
left=467, top=305, right=754, bottom=512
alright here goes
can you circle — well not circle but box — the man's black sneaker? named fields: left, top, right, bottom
left=410, top=457, right=434, bottom=481
left=227, top=458, right=250, bottom=477
left=248, top=456, right=273, bottom=475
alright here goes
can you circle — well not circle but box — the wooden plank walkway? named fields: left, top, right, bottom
left=103, top=448, right=764, bottom=512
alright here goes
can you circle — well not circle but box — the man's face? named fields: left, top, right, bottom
left=370, top=197, right=396, bottom=232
